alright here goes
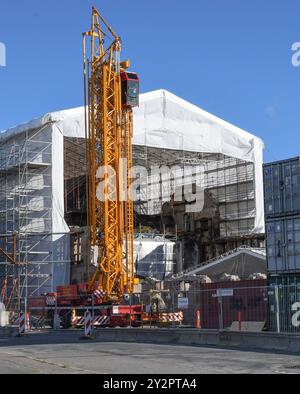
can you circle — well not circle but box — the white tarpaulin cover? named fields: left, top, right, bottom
left=177, top=247, right=266, bottom=282
left=134, top=236, right=175, bottom=281
left=0, top=89, right=265, bottom=233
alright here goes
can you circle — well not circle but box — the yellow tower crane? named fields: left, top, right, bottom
left=83, top=7, right=139, bottom=303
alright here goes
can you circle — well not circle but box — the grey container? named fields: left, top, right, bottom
left=266, top=216, right=300, bottom=273
left=267, top=274, right=300, bottom=333
left=264, top=157, right=300, bottom=218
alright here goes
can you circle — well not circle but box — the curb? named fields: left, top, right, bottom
left=0, top=327, right=16, bottom=339
left=92, top=328, right=300, bottom=353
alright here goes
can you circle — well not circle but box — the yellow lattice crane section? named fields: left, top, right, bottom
left=83, top=7, right=138, bottom=302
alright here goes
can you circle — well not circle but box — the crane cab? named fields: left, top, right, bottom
left=121, top=72, right=140, bottom=108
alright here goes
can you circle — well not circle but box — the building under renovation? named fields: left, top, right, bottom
left=0, top=89, right=265, bottom=302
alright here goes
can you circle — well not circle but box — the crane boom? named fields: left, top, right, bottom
left=83, top=7, right=137, bottom=302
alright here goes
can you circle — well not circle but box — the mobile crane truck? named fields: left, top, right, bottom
left=28, top=7, right=141, bottom=329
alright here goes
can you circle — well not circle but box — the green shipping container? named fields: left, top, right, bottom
left=268, top=275, right=300, bottom=333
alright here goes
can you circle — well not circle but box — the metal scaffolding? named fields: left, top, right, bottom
left=63, top=139, right=256, bottom=238
left=132, top=146, right=256, bottom=238
left=0, top=126, right=69, bottom=311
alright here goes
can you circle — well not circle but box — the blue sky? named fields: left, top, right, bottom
left=0, top=0, right=299, bottom=162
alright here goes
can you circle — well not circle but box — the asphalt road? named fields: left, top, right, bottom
left=0, top=331, right=300, bottom=374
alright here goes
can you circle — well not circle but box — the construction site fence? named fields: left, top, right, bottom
left=4, top=285, right=300, bottom=334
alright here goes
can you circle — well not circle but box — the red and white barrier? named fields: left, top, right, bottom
left=73, top=314, right=110, bottom=328
left=46, top=295, right=56, bottom=306
left=84, top=311, right=92, bottom=337
left=93, top=315, right=110, bottom=327
left=73, top=316, right=85, bottom=327
left=18, top=312, right=26, bottom=336
left=160, top=312, right=184, bottom=323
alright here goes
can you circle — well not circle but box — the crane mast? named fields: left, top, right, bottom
left=83, top=7, right=137, bottom=302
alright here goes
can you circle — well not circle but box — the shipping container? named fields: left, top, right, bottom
left=187, top=279, right=267, bottom=330
left=264, top=157, right=300, bottom=218
left=266, top=216, right=300, bottom=273
left=267, top=274, right=300, bottom=333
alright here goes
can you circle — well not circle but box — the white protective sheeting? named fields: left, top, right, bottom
left=52, top=124, right=70, bottom=234
left=0, top=122, right=70, bottom=295
left=134, top=91, right=264, bottom=233
left=134, top=236, right=175, bottom=281
left=178, top=247, right=267, bottom=282
left=0, top=89, right=265, bottom=233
